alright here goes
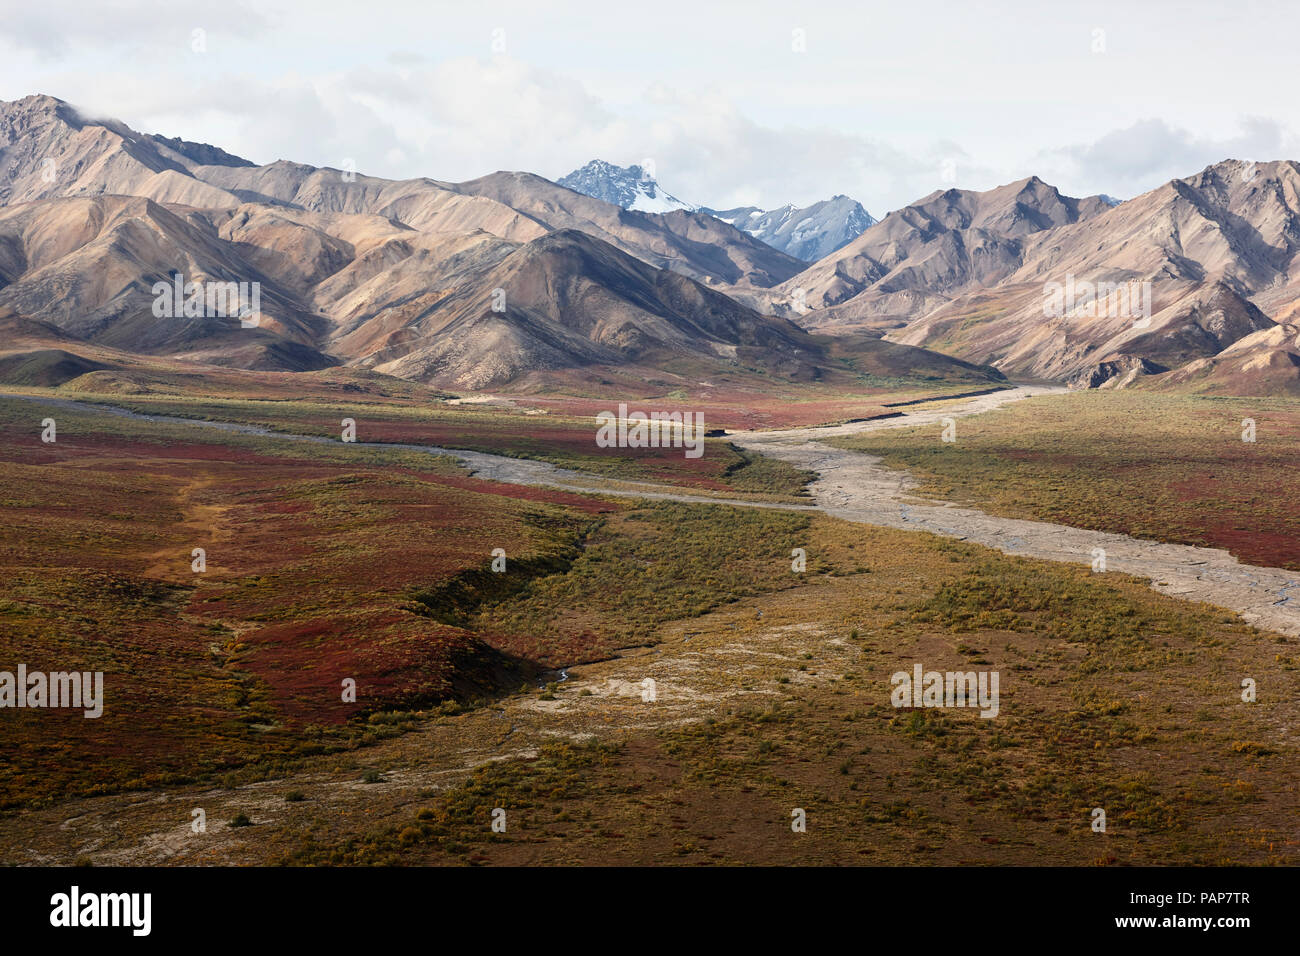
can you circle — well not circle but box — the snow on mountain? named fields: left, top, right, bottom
left=557, top=160, right=874, bottom=262
left=557, top=160, right=695, bottom=213
left=702, top=195, right=877, bottom=262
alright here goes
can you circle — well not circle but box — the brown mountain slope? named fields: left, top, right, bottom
left=783, top=176, right=1113, bottom=326
left=1146, top=321, right=1300, bottom=396
left=883, top=161, right=1300, bottom=384
left=0, top=95, right=875, bottom=388
left=0, top=195, right=334, bottom=368
left=0, top=95, right=800, bottom=291
left=0, top=95, right=1040, bottom=393
left=894, top=279, right=1275, bottom=385
left=189, top=161, right=549, bottom=242
left=0, top=94, right=251, bottom=206
left=0, top=183, right=1002, bottom=391
left=453, top=171, right=805, bottom=287
left=340, top=228, right=820, bottom=388
left=1010, top=160, right=1300, bottom=308
left=196, top=163, right=803, bottom=287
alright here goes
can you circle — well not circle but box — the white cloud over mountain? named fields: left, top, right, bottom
left=1, top=0, right=1297, bottom=212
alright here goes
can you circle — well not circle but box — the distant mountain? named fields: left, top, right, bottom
left=558, top=159, right=877, bottom=263
left=0, top=94, right=248, bottom=207
left=0, top=94, right=999, bottom=393
left=703, top=196, right=876, bottom=262
left=783, top=176, right=1115, bottom=326
left=1152, top=321, right=1300, bottom=396
left=776, top=160, right=1300, bottom=391
left=0, top=98, right=801, bottom=291
left=6, top=95, right=1299, bottom=396
left=0, top=194, right=335, bottom=369
left=557, top=159, right=695, bottom=213
left=453, top=170, right=803, bottom=288
left=335, top=227, right=822, bottom=388
left=885, top=161, right=1300, bottom=386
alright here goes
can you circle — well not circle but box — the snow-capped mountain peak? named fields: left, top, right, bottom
left=557, top=160, right=875, bottom=261
left=557, top=159, right=695, bottom=213
left=701, top=195, right=877, bottom=262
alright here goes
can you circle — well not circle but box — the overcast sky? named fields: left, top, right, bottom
left=1, top=0, right=1295, bottom=215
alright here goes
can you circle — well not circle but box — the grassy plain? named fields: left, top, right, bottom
left=0, top=387, right=1294, bottom=865
left=9, top=388, right=820, bottom=498
left=0, top=395, right=822, bottom=809
left=829, top=391, right=1300, bottom=570
left=259, top=530, right=1296, bottom=867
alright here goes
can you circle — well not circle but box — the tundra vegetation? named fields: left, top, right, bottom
left=0, top=390, right=1294, bottom=865
left=830, top=391, right=1300, bottom=570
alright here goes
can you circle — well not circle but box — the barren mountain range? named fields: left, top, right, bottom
left=702, top=195, right=876, bottom=262
left=783, top=162, right=1300, bottom=393
left=1, top=93, right=1298, bottom=395
left=556, top=159, right=696, bottom=214
left=0, top=94, right=993, bottom=391
left=555, top=158, right=877, bottom=262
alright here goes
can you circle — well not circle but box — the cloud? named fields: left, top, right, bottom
left=41, top=53, right=961, bottom=212
left=1033, top=117, right=1299, bottom=200
left=7, top=4, right=1296, bottom=213
left=0, top=0, right=267, bottom=57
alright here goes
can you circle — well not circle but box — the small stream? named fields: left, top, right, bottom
left=7, top=388, right=1299, bottom=637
